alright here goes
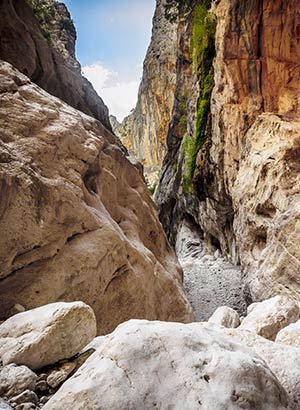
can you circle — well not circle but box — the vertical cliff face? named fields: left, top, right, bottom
left=156, top=0, right=300, bottom=302
left=113, top=0, right=177, bottom=169
left=27, top=0, right=80, bottom=70
left=0, top=0, right=111, bottom=130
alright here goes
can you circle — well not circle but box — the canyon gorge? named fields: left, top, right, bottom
left=0, top=0, right=300, bottom=409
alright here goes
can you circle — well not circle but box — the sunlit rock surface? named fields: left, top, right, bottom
left=0, top=61, right=193, bottom=333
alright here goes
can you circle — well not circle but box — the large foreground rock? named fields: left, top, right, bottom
left=0, top=302, right=96, bottom=370
left=239, top=295, right=299, bottom=340
left=44, top=320, right=287, bottom=410
left=214, top=326, right=300, bottom=410
left=0, top=61, right=193, bottom=332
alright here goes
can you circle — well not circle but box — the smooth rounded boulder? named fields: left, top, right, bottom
left=208, top=306, right=240, bottom=328
left=44, top=320, right=288, bottom=410
left=0, top=302, right=96, bottom=370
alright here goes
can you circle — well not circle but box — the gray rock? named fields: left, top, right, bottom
left=0, top=399, right=13, bottom=410
left=10, top=390, right=38, bottom=405
left=15, top=404, right=36, bottom=410
left=0, top=364, right=37, bottom=398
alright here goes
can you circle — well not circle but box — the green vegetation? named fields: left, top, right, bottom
left=183, top=0, right=216, bottom=192
left=148, top=181, right=158, bottom=195
left=61, top=18, right=74, bottom=32
left=42, top=29, right=51, bottom=42
left=178, top=91, right=188, bottom=136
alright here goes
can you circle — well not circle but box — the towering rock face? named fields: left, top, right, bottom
left=0, top=61, right=193, bottom=333
left=0, top=0, right=111, bottom=130
left=113, top=0, right=177, bottom=168
left=156, top=0, right=300, bottom=302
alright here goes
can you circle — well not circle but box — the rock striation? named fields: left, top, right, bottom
left=155, top=0, right=300, bottom=303
left=0, top=61, right=193, bottom=333
left=0, top=0, right=111, bottom=130
left=113, top=0, right=177, bottom=168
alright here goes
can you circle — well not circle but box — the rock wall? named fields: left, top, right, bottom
left=113, top=0, right=177, bottom=168
left=0, top=61, right=193, bottom=333
left=0, top=0, right=111, bottom=130
left=156, top=0, right=300, bottom=302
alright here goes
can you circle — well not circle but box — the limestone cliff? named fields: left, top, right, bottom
left=113, top=0, right=177, bottom=168
left=0, top=0, right=111, bottom=130
left=0, top=61, right=193, bottom=333
left=156, top=0, right=300, bottom=303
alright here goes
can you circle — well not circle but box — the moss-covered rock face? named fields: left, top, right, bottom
left=184, top=1, right=216, bottom=191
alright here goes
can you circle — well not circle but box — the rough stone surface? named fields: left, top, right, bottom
left=0, top=301, right=96, bottom=370
left=0, top=61, right=193, bottom=333
left=114, top=0, right=177, bottom=167
left=155, top=0, right=300, bottom=303
left=0, top=0, right=111, bottom=130
left=0, top=364, right=37, bottom=398
left=46, top=362, right=77, bottom=389
left=44, top=320, right=287, bottom=410
left=9, top=390, right=38, bottom=406
left=275, top=320, right=300, bottom=348
left=208, top=306, right=240, bottom=328
left=239, top=295, right=299, bottom=341
left=0, top=401, right=13, bottom=410
left=214, top=325, right=300, bottom=410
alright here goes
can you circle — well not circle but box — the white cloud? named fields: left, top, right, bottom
left=82, top=62, right=139, bottom=122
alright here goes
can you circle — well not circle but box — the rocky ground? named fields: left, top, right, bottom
left=176, top=222, right=247, bottom=321
left=182, top=256, right=247, bottom=322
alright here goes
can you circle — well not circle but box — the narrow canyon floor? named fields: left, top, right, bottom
left=176, top=223, right=247, bottom=321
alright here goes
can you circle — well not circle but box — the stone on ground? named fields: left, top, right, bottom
left=239, top=295, right=299, bottom=340
left=0, top=301, right=96, bottom=370
left=208, top=306, right=240, bottom=328
left=275, top=320, right=300, bottom=348
left=44, top=320, right=287, bottom=410
left=0, top=364, right=37, bottom=398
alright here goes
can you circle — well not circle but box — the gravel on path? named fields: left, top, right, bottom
left=176, top=221, right=247, bottom=321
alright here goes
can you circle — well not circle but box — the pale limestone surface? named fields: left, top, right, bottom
left=0, top=301, right=96, bottom=370
left=239, top=295, right=299, bottom=340
left=275, top=320, right=300, bottom=348
left=115, top=0, right=177, bottom=167
left=213, top=325, right=300, bottom=410
left=0, top=364, right=37, bottom=398
left=208, top=306, right=240, bottom=328
left=0, top=61, right=193, bottom=333
left=44, top=320, right=287, bottom=410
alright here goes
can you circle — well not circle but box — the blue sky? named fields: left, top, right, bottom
left=64, top=0, right=156, bottom=120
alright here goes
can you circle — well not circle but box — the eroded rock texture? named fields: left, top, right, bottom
left=44, top=320, right=288, bottom=410
left=113, top=0, right=177, bottom=168
left=0, top=0, right=111, bottom=130
left=156, top=0, right=300, bottom=302
left=0, top=61, right=193, bottom=333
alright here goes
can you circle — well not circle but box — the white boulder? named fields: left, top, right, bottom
left=208, top=306, right=240, bottom=328
left=275, top=320, right=300, bottom=348
left=239, top=295, right=299, bottom=340
left=0, top=302, right=96, bottom=370
left=44, top=320, right=287, bottom=410
left=215, top=326, right=300, bottom=410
